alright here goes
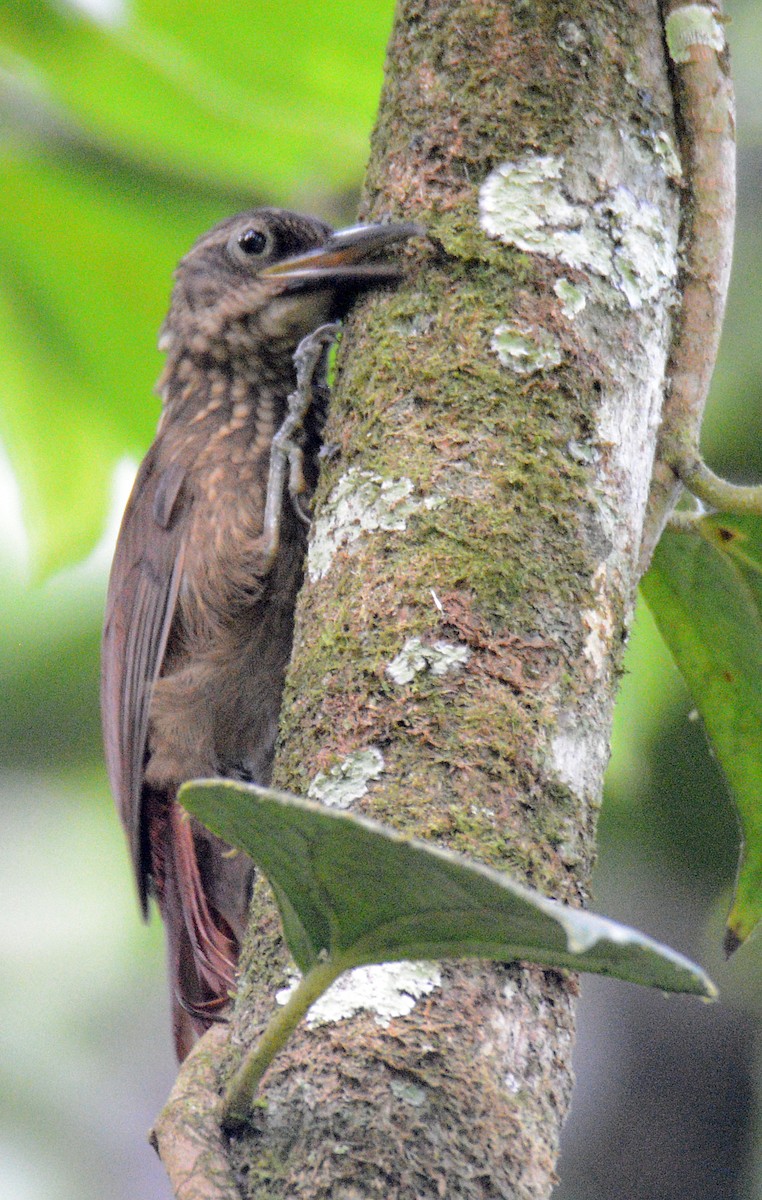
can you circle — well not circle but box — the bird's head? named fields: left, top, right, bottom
left=160, top=207, right=421, bottom=366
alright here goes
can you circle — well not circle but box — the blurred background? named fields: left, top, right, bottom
left=0, top=2, right=760, bottom=1197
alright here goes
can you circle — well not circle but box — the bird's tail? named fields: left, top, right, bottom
left=154, top=799, right=239, bottom=1060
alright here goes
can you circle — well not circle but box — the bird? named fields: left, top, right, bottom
left=101, top=208, right=419, bottom=1059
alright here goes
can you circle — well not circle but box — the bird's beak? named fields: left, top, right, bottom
left=260, top=221, right=423, bottom=291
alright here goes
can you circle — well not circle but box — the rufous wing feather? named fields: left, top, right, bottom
left=101, top=445, right=189, bottom=912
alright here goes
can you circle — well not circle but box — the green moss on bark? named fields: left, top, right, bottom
left=273, top=254, right=602, bottom=897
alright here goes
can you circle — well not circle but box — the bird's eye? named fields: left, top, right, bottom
left=237, top=228, right=269, bottom=256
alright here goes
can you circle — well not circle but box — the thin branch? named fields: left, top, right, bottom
left=665, top=508, right=705, bottom=532
left=641, top=0, right=740, bottom=564
left=677, top=458, right=762, bottom=513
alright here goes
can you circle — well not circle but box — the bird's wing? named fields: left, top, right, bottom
left=101, top=446, right=190, bottom=914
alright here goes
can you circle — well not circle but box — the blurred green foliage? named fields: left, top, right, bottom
left=0, top=0, right=393, bottom=575
left=644, top=517, right=762, bottom=949
left=1, top=2, right=761, bottom=1200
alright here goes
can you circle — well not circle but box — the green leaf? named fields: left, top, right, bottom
left=642, top=515, right=762, bottom=952
left=180, top=779, right=716, bottom=997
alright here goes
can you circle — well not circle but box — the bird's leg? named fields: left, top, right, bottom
left=258, top=322, right=339, bottom=574
left=287, top=321, right=337, bottom=524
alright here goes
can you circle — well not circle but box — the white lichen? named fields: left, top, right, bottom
left=550, top=720, right=610, bottom=804
left=567, top=438, right=600, bottom=465
left=581, top=603, right=615, bottom=677
left=556, top=19, right=586, bottom=54
left=607, top=185, right=678, bottom=310
left=651, top=130, right=683, bottom=182
left=390, top=1079, right=428, bottom=1106
left=386, top=637, right=471, bottom=685
left=580, top=564, right=615, bottom=677
left=308, top=469, right=440, bottom=582
left=665, top=3, right=725, bottom=63
left=491, top=323, right=563, bottom=373
left=553, top=278, right=587, bottom=318
left=479, top=146, right=679, bottom=310
left=277, top=961, right=442, bottom=1028
left=307, top=747, right=385, bottom=810
left=479, top=155, right=612, bottom=275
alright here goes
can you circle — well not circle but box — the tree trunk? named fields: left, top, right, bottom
left=222, top=2, right=681, bottom=1195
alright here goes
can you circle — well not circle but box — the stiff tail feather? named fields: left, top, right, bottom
left=152, top=796, right=240, bottom=1059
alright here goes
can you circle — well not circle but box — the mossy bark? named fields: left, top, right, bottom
left=223, top=2, right=680, bottom=1196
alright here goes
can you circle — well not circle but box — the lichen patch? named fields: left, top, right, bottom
left=308, top=468, right=441, bottom=582
left=307, top=747, right=385, bottom=809
left=387, top=636, right=471, bottom=685
left=479, top=144, right=679, bottom=310
left=491, top=323, right=563, bottom=374
left=276, top=961, right=443, bottom=1028
left=553, top=278, right=587, bottom=318
left=665, top=3, right=725, bottom=63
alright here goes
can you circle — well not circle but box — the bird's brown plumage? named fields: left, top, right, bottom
left=101, top=208, right=418, bottom=1057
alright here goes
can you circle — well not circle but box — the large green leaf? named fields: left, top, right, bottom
left=642, top=515, right=762, bottom=951
left=181, top=779, right=715, bottom=996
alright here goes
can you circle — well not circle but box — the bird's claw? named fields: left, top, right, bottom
left=259, top=323, right=339, bottom=570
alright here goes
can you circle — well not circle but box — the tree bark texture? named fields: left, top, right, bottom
left=221, top=2, right=681, bottom=1196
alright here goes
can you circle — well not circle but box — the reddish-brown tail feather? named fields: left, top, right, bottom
left=151, top=795, right=239, bottom=1059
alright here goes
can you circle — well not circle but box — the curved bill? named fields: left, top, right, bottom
left=260, top=221, right=423, bottom=290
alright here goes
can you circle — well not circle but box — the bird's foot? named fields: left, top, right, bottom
left=259, top=322, right=339, bottom=571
